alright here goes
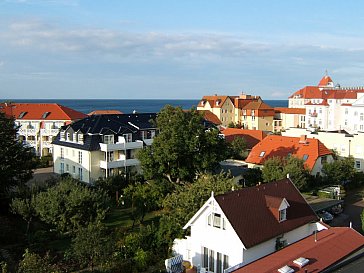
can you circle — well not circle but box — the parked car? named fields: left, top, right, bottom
left=330, top=205, right=343, bottom=215
left=318, top=210, right=334, bottom=223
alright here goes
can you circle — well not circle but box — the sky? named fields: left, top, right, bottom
left=1, top=0, right=364, bottom=99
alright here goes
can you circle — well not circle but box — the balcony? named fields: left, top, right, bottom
left=309, top=112, right=318, bottom=117
left=42, top=141, right=53, bottom=147
left=19, top=128, right=37, bottom=135
left=99, top=140, right=143, bottom=152
left=100, top=158, right=140, bottom=169
left=40, top=128, right=60, bottom=135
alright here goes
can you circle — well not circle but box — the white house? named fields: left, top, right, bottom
left=52, top=113, right=157, bottom=183
left=173, top=179, right=326, bottom=273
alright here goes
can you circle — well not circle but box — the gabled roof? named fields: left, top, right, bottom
left=197, top=110, right=222, bottom=125
left=242, top=101, right=273, bottom=110
left=0, top=103, right=87, bottom=121
left=245, top=135, right=332, bottom=170
left=318, top=75, right=334, bottom=87
left=221, top=128, right=268, bottom=149
left=88, top=110, right=123, bottom=115
left=214, top=179, right=318, bottom=248
left=233, top=227, right=364, bottom=273
left=199, top=95, right=236, bottom=108
left=274, top=107, right=305, bottom=114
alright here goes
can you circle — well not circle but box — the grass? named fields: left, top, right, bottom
left=104, top=206, right=162, bottom=229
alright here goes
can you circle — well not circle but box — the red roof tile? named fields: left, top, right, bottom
left=275, top=107, right=305, bottom=114
left=215, top=179, right=318, bottom=248
left=233, top=227, right=364, bottom=273
left=197, top=110, right=222, bottom=125
left=199, top=95, right=236, bottom=108
left=221, top=128, right=268, bottom=149
left=0, top=103, right=87, bottom=121
left=245, top=135, right=332, bottom=170
left=318, top=75, right=333, bottom=86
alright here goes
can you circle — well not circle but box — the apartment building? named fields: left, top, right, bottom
left=288, top=74, right=364, bottom=133
left=52, top=113, right=157, bottom=183
left=0, top=103, right=87, bottom=156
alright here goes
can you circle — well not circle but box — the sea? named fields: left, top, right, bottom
left=6, top=99, right=288, bottom=114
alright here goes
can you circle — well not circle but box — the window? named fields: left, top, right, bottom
left=60, top=131, right=65, bottom=140
left=345, top=108, right=348, bottom=115
left=355, top=111, right=358, bottom=116
left=66, top=164, right=69, bottom=172
left=41, top=112, right=50, bottom=119
left=321, top=156, right=327, bottom=164
left=202, top=247, right=208, bottom=269
left=73, top=133, right=77, bottom=142
left=18, top=112, right=27, bottom=119
left=73, top=166, right=76, bottom=173
left=123, top=133, right=132, bottom=143
left=356, top=161, right=361, bottom=169
left=209, top=250, right=215, bottom=272
left=60, top=148, right=64, bottom=159
left=78, top=168, right=83, bottom=181
left=60, top=163, right=64, bottom=174
left=217, top=252, right=222, bottom=273
left=107, top=151, right=114, bottom=162
left=361, top=125, right=364, bottom=131
left=78, top=134, right=83, bottom=143
left=104, top=135, right=114, bottom=144
left=78, top=151, right=82, bottom=164
left=213, top=213, right=221, bottom=228
left=259, top=151, right=266, bottom=157
left=223, top=255, right=229, bottom=270
left=279, top=208, right=287, bottom=222
left=303, top=154, right=309, bottom=161
left=360, top=113, right=364, bottom=121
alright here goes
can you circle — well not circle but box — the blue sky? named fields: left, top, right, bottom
left=1, top=0, right=364, bottom=99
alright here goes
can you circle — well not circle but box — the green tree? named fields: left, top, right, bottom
left=229, top=136, right=248, bottom=160
left=322, top=156, right=356, bottom=185
left=68, top=223, right=113, bottom=271
left=17, top=249, right=58, bottom=273
left=227, top=122, right=236, bottom=128
left=262, top=157, right=285, bottom=182
left=262, top=156, right=309, bottom=190
left=34, top=178, right=110, bottom=233
left=10, top=196, right=36, bottom=236
left=137, top=105, right=229, bottom=183
left=0, top=112, right=36, bottom=199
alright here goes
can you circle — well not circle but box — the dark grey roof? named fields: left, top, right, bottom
left=52, top=113, right=157, bottom=151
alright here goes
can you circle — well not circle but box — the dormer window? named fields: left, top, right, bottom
left=78, top=134, right=84, bottom=143
left=104, top=135, right=114, bottom=144
left=60, top=131, right=65, bottom=141
left=279, top=208, right=287, bottom=222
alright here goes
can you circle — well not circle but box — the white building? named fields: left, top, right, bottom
left=283, top=127, right=364, bottom=172
left=288, top=75, right=364, bottom=133
left=0, top=103, right=87, bottom=156
left=52, top=113, right=157, bottom=183
left=173, top=179, right=326, bottom=272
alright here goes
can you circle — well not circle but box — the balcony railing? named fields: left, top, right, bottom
left=19, top=128, right=37, bottom=135
left=40, top=128, right=60, bottom=135
left=309, top=112, right=318, bottom=117
left=100, top=140, right=143, bottom=152
left=42, top=141, right=53, bottom=147
left=100, top=158, right=140, bottom=169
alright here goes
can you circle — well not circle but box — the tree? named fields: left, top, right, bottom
left=17, top=249, right=58, bottom=273
left=229, top=136, right=248, bottom=160
left=10, top=196, right=36, bottom=236
left=34, top=178, right=110, bottom=233
left=322, top=156, right=356, bottom=185
left=68, top=223, right=113, bottom=271
left=137, top=105, right=229, bottom=183
left=262, top=156, right=310, bottom=190
left=0, top=112, right=36, bottom=199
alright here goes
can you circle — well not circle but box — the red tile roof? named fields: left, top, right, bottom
left=0, top=103, right=87, bottom=121
left=197, top=110, right=222, bottom=125
left=233, top=227, right=364, bottom=273
left=221, top=128, right=268, bottom=149
left=318, top=75, right=333, bottom=86
left=275, top=107, right=305, bottom=114
left=199, top=95, right=236, bottom=108
left=88, top=110, right=123, bottom=115
left=215, top=179, right=318, bottom=248
left=243, top=101, right=273, bottom=110
left=245, top=135, right=332, bottom=170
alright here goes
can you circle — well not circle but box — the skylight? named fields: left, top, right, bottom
left=278, top=265, right=294, bottom=273
left=303, top=154, right=309, bottom=161
left=41, top=112, right=50, bottom=119
left=18, top=112, right=27, bottom=119
left=259, top=151, right=266, bottom=157
left=293, top=257, right=309, bottom=267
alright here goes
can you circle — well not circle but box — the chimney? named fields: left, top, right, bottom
left=286, top=173, right=290, bottom=179
left=299, top=135, right=307, bottom=144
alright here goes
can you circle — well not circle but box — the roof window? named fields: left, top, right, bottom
left=303, top=154, right=309, bottom=161
left=259, top=151, right=266, bottom=157
left=278, top=265, right=294, bottom=273
left=18, top=112, right=27, bottom=119
left=293, top=257, right=309, bottom=267
left=42, top=112, right=51, bottom=119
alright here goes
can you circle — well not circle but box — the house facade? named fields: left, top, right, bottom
left=197, top=94, right=275, bottom=130
left=173, top=179, right=326, bottom=273
left=0, top=103, right=87, bottom=156
left=282, top=127, right=364, bottom=172
left=52, top=113, right=157, bottom=183
left=273, top=107, right=306, bottom=132
left=288, top=74, right=364, bottom=133
left=245, top=135, right=334, bottom=175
